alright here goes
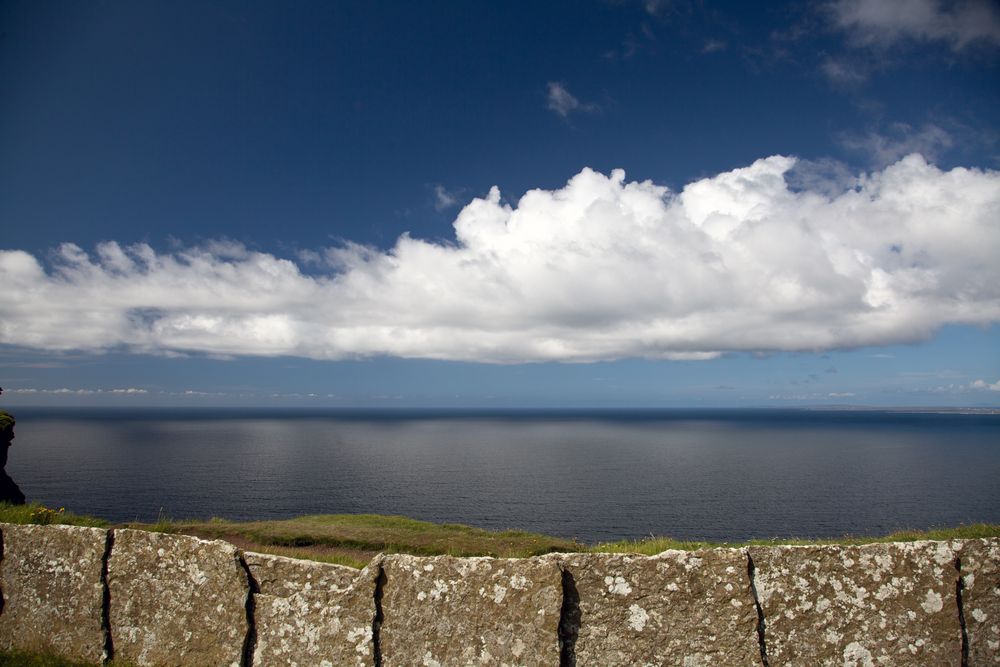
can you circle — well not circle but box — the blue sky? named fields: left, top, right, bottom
left=1, top=0, right=998, bottom=407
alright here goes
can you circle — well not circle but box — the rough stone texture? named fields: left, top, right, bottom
left=245, top=550, right=359, bottom=598
left=956, top=538, right=1000, bottom=665
left=0, top=523, right=108, bottom=664
left=751, top=541, right=961, bottom=666
left=108, top=529, right=249, bottom=667
left=556, top=549, right=760, bottom=666
left=380, top=554, right=562, bottom=666
left=247, top=551, right=379, bottom=666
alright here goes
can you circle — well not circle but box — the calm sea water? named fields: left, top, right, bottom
left=5, top=408, right=999, bottom=543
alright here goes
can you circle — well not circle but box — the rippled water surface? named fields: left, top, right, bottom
left=6, top=408, right=999, bottom=543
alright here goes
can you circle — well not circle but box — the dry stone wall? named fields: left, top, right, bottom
left=0, top=522, right=996, bottom=666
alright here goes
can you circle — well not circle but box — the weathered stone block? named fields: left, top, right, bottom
left=244, top=550, right=359, bottom=598
left=751, top=541, right=961, bottom=666
left=956, top=538, right=1000, bottom=665
left=108, top=529, right=249, bottom=667
left=0, top=523, right=108, bottom=664
left=380, top=554, right=562, bottom=666
left=556, top=549, right=759, bottom=666
left=247, top=552, right=379, bottom=666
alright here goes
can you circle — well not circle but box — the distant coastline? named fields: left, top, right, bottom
left=806, top=405, right=1000, bottom=414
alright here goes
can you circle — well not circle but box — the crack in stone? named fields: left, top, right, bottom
left=100, top=529, right=115, bottom=665
left=955, top=556, right=969, bottom=667
left=557, top=566, right=580, bottom=667
left=237, top=553, right=259, bottom=667
left=746, top=552, right=770, bottom=667
left=372, top=564, right=386, bottom=667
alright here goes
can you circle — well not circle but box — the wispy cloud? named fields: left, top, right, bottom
left=819, top=57, right=870, bottom=86
left=0, top=361, right=70, bottom=369
left=7, top=387, right=148, bottom=395
left=643, top=0, right=669, bottom=17
left=971, top=379, right=1000, bottom=391
left=827, top=0, right=1000, bottom=51
left=546, top=82, right=600, bottom=118
left=1, top=154, right=998, bottom=363
left=433, top=185, right=459, bottom=211
left=702, top=39, right=727, bottom=54
left=839, top=122, right=954, bottom=167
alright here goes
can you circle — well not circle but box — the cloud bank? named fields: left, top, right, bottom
left=2, top=154, right=999, bottom=363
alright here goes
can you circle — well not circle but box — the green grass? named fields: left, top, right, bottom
left=0, top=411, right=14, bottom=433
left=132, top=512, right=582, bottom=563
left=0, top=503, right=108, bottom=528
left=3, top=502, right=997, bottom=566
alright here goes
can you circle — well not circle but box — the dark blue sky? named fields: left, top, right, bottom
left=2, top=0, right=999, bottom=406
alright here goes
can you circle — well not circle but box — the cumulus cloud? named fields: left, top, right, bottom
left=828, top=0, right=1000, bottom=51
left=2, top=154, right=999, bottom=363
left=546, top=82, right=599, bottom=117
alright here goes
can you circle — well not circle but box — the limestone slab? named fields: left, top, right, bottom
left=380, top=554, right=562, bottom=666
left=956, top=538, right=1000, bottom=665
left=247, top=552, right=379, bottom=666
left=0, top=523, right=108, bottom=664
left=751, top=541, right=961, bottom=666
left=108, top=529, right=249, bottom=667
left=557, top=549, right=760, bottom=666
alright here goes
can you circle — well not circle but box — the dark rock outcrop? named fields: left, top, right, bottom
left=0, top=412, right=24, bottom=505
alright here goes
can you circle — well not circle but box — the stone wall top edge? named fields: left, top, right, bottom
left=244, top=549, right=358, bottom=570
left=746, top=537, right=999, bottom=552
left=3, top=523, right=995, bottom=564
left=0, top=522, right=108, bottom=537
left=111, top=527, right=241, bottom=555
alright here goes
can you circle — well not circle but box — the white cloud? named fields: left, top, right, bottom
left=1, top=154, right=999, bottom=363
left=971, top=379, right=1000, bottom=391
left=828, top=0, right=1000, bottom=51
left=546, top=82, right=599, bottom=117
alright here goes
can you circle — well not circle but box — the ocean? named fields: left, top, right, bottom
left=5, top=407, right=999, bottom=543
